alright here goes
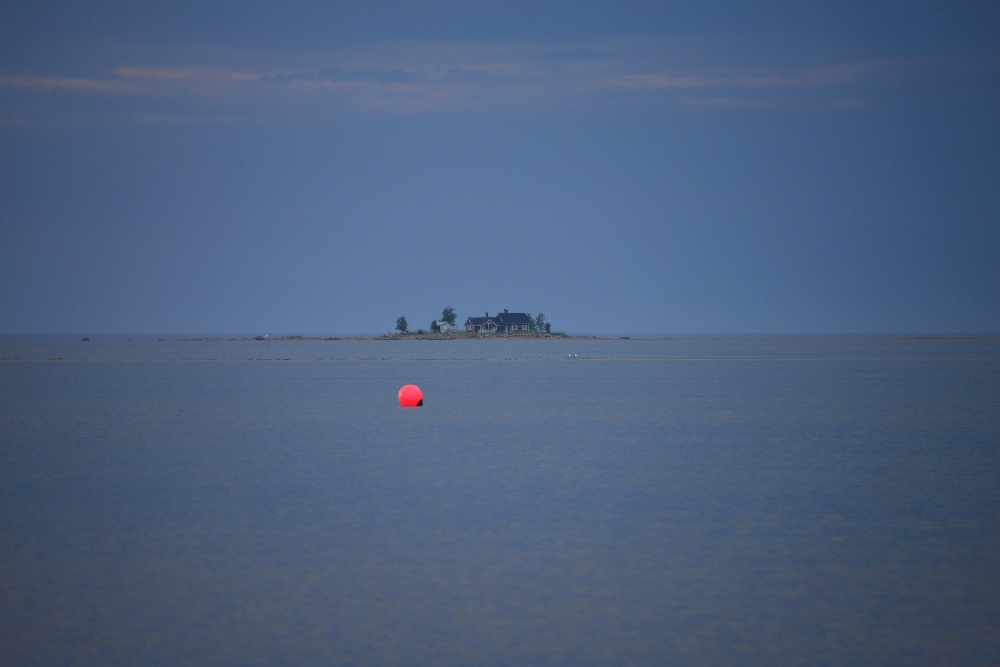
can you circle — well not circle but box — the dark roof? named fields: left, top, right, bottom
left=465, top=311, right=533, bottom=326
left=495, top=311, right=533, bottom=325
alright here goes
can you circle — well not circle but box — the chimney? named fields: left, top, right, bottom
left=485, top=311, right=489, bottom=318
left=504, top=309, right=508, bottom=314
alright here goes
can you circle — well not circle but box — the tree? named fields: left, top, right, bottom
left=441, top=306, right=457, bottom=327
left=395, top=316, right=408, bottom=333
left=430, top=320, right=440, bottom=333
left=534, top=312, right=547, bottom=332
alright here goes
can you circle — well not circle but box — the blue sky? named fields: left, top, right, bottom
left=2, top=1, right=998, bottom=334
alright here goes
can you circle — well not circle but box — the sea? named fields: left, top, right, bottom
left=1, top=334, right=999, bottom=666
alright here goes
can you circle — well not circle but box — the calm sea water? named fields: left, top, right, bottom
left=2, top=335, right=999, bottom=666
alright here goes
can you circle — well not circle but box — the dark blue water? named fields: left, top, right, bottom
left=2, top=336, right=999, bottom=665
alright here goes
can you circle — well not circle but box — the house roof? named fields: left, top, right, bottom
left=495, top=311, right=533, bottom=325
left=465, top=311, right=533, bottom=326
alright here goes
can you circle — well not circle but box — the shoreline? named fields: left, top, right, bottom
left=215, top=333, right=592, bottom=342
left=171, top=333, right=1000, bottom=342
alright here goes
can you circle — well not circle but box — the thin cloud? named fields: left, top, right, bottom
left=116, top=66, right=260, bottom=83
left=623, top=58, right=908, bottom=92
left=622, top=74, right=717, bottom=89
left=614, top=56, right=921, bottom=108
left=0, top=39, right=949, bottom=122
left=0, top=75, right=132, bottom=94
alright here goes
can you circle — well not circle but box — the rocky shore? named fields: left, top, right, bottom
left=233, top=332, right=601, bottom=341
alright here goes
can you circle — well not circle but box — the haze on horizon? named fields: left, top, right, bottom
left=2, top=1, right=998, bottom=334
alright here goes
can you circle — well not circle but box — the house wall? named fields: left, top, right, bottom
left=466, top=317, right=530, bottom=333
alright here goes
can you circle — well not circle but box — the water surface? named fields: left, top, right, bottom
left=2, top=336, right=998, bottom=665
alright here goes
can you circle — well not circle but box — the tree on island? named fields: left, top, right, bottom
left=395, top=316, right=408, bottom=334
left=441, top=306, right=457, bottom=327
left=430, top=320, right=440, bottom=333
left=534, top=312, right=547, bottom=332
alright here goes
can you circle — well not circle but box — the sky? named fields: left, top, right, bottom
left=2, top=1, right=998, bottom=334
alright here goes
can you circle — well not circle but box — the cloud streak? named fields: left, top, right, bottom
left=115, top=66, right=261, bottom=83
left=0, top=38, right=941, bottom=123
left=0, top=75, right=133, bottom=94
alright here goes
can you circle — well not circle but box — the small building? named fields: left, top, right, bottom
left=465, top=309, right=534, bottom=334
left=435, top=320, right=454, bottom=332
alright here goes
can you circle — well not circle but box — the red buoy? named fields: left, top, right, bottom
left=398, top=384, right=423, bottom=407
